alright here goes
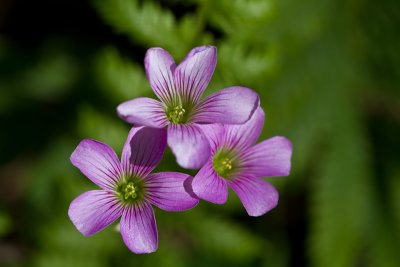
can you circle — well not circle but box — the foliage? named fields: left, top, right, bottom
left=0, top=0, right=399, bottom=266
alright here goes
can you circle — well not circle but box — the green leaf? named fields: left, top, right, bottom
left=211, top=43, right=277, bottom=93
left=76, top=105, right=128, bottom=153
left=0, top=210, right=11, bottom=237
left=94, top=0, right=203, bottom=58
left=207, top=0, right=274, bottom=36
left=19, top=51, right=79, bottom=100
left=95, top=46, right=150, bottom=103
left=184, top=209, right=267, bottom=263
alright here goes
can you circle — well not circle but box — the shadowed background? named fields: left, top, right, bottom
left=0, top=0, right=399, bottom=266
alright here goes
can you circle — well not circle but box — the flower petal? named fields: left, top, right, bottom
left=196, top=123, right=225, bottom=153
left=223, top=106, right=265, bottom=152
left=120, top=202, right=158, bottom=254
left=145, top=172, right=199, bottom=211
left=228, top=176, right=279, bottom=217
left=117, top=97, right=168, bottom=128
left=121, top=127, right=167, bottom=177
left=175, top=46, right=216, bottom=104
left=144, top=48, right=177, bottom=104
left=193, top=86, right=259, bottom=124
left=70, top=139, right=122, bottom=189
left=68, top=190, right=123, bottom=236
left=167, top=123, right=211, bottom=169
left=192, top=160, right=228, bottom=204
left=240, top=136, right=293, bottom=177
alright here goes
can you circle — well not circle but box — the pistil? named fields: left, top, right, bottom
left=167, top=105, right=187, bottom=124
left=212, top=150, right=238, bottom=179
left=123, top=182, right=137, bottom=200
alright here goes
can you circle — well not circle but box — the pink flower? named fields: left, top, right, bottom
left=68, top=127, right=198, bottom=253
left=193, top=107, right=292, bottom=216
left=117, top=46, right=259, bottom=169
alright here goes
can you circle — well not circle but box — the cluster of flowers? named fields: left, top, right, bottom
left=68, top=46, right=292, bottom=254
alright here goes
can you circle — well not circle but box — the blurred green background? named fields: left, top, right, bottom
left=0, top=0, right=399, bottom=266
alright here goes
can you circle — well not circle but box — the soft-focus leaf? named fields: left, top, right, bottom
left=0, top=210, right=11, bottom=237
left=94, top=0, right=201, bottom=58
left=185, top=209, right=266, bottom=263
left=77, top=105, right=128, bottom=153
left=95, top=47, right=150, bottom=103
left=19, top=51, right=79, bottom=100
left=1, top=0, right=399, bottom=266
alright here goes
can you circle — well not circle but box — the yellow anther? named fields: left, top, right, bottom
left=221, top=158, right=232, bottom=170
left=168, top=105, right=187, bottom=123
left=213, top=150, right=236, bottom=179
left=124, top=182, right=137, bottom=200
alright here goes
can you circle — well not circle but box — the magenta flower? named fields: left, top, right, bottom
left=68, top=127, right=198, bottom=254
left=192, top=107, right=292, bottom=216
left=117, top=46, right=259, bottom=169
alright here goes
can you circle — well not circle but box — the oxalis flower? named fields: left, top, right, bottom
left=192, top=107, right=292, bottom=216
left=117, top=46, right=259, bottom=169
left=68, top=127, right=198, bottom=254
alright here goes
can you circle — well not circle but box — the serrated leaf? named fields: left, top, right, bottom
left=95, top=47, right=150, bottom=103
left=94, top=0, right=203, bottom=58
left=207, top=0, right=274, bottom=36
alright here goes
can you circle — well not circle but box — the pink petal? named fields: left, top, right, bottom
left=145, top=172, right=199, bottom=211
left=193, top=86, right=259, bottom=124
left=175, top=46, right=216, bottom=104
left=70, top=139, right=122, bottom=189
left=167, top=123, right=211, bottom=169
left=121, top=127, right=167, bottom=177
left=192, top=160, right=228, bottom=204
left=228, top=176, right=279, bottom=217
left=117, top=97, right=168, bottom=128
left=144, top=48, right=177, bottom=104
left=68, top=190, right=123, bottom=236
left=120, top=203, right=158, bottom=254
left=223, top=106, right=265, bottom=152
left=197, top=123, right=225, bottom=153
left=241, top=136, right=293, bottom=177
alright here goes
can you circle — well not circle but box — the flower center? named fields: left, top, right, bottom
left=167, top=105, right=187, bottom=124
left=212, top=150, right=237, bottom=179
left=123, top=182, right=137, bottom=200
left=116, top=176, right=145, bottom=204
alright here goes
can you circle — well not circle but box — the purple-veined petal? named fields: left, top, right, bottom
left=223, top=106, right=265, bottom=152
left=145, top=172, right=199, bottom=211
left=70, top=139, right=122, bottom=189
left=192, top=160, right=228, bottom=204
left=175, top=46, right=216, bottom=104
left=240, top=136, right=292, bottom=177
left=68, top=190, right=123, bottom=236
left=120, top=202, right=157, bottom=254
left=192, top=86, right=259, bottom=124
left=117, top=97, right=168, bottom=128
left=196, top=123, right=225, bottom=153
left=167, top=123, right=211, bottom=169
left=144, top=48, right=177, bottom=104
left=121, top=127, right=167, bottom=177
left=228, top=176, right=278, bottom=217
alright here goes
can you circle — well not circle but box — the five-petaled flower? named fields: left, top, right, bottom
left=192, top=107, right=292, bottom=216
left=68, top=127, right=198, bottom=254
left=117, top=46, right=259, bottom=169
